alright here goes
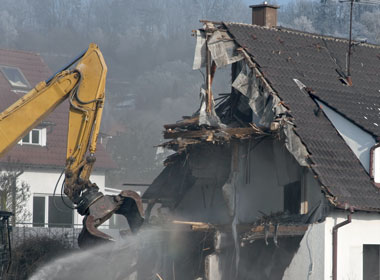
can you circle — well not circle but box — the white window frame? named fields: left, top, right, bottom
left=370, top=143, right=380, bottom=188
left=32, top=194, right=48, bottom=227
left=32, top=194, right=74, bottom=228
left=18, top=128, right=46, bottom=146
left=0, top=65, right=30, bottom=89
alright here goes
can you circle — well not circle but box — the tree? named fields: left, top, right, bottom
left=0, top=159, right=31, bottom=225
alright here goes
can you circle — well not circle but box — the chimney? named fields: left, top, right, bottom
left=249, top=2, right=279, bottom=27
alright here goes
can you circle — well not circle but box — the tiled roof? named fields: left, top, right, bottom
left=0, top=48, right=116, bottom=170
left=224, top=23, right=380, bottom=211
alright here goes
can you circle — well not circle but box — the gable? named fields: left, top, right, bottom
left=223, top=23, right=380, bottom=211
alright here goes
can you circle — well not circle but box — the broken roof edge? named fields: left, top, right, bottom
left=0, top=47, right=43, bottom=57
left=328, top=196, right=380, bottom=213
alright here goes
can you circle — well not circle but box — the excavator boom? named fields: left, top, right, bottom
left=0, top=44, right=144, bottom=248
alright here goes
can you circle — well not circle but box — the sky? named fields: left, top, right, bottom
left=244, top=0, right=291, bottom=7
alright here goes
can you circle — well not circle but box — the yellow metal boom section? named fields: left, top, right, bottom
left=0, top=71, right=78, bottom=158
left=64, top=44, right=107, bottom=200
left=0, top=43, right=107, bottom=200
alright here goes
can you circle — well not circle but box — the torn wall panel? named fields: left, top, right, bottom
left=193, top=30, right=207, bottom=70
left=208, top=30, right=244, bottom=68
left=282, top=223, right=325, bottom=280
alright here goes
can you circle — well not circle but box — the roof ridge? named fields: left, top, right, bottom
left=223, top=21, right=380, bottom=50
left=0, top=47, right=40, bottom=56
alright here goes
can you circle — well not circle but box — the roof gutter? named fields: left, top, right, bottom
left=332, top=210, right=353, bottom=280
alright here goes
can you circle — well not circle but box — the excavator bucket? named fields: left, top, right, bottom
left=78, top=190, right=144, bottom=248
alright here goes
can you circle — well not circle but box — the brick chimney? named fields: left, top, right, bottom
left=249, top=2, right=279, bottom=27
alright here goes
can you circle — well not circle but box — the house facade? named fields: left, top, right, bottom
left=142, top=5, right=380, bottom=280
left=0, top=48, right=116, bottom=229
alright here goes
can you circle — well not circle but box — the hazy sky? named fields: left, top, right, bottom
left=244, top=0, right=291, bottom=7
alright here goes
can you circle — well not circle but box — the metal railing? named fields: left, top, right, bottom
left=12, top=223, right=82, bottom=248
left=12, top=223, right=125, bottom=248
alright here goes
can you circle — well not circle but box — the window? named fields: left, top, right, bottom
left=284, top=181, right=301, bottom=214
left=48, top=196, right=73, bottom=228
left=0, top=66, right=30, bottom=89
left=371, top=144, right=380, bottom=188
left=19, top=128, right=46, bottom=146
left=33, top=196, right=45, bottom=227
left=363, top=245, right=380, bottom=280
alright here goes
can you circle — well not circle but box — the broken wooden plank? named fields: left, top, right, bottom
left=164, top=116, right=199, bottom=129
left=248, top=224, right=308, bottom=239
left=172, top=220, right=214, bottom=231
left=163, top=127, right=261, bottom=140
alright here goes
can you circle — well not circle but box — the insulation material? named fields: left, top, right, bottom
left=222, top=173, right=237, bottom=217
left=232, top=67, right=286, bottom=127
left=231, top=66, right=250, bottom=96
left=199, top=85, right=223, bottom=127
left=208, top=30, right=243, bottom=68
left=193, top=30, right=207, bottom=70
left=283, top=123, right=309, bottom=166
left=205, top=254, right=222, bottom=280
left=273, top=95, right=287, bottom=116
left=259, top=93, right=275, bottom=127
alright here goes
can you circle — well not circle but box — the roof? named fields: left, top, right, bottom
left=222, top=22, right=380, bottom=211
left=0, top=48, right=116, bottom=170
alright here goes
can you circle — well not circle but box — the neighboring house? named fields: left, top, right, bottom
left=142, top=4, right=380, bottom=280
left=0, top=48, right=116, bottom=228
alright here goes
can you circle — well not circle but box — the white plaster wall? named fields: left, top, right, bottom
left=283, top=223, right=326, bottom=280
left=283, top=212, right=380, bottom=280
left=324, top=212, right=380, bottom=280
left=19, top=169, right=105, bottom=226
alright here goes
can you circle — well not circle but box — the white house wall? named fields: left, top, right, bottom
left=324, top=212, right=380, bottom=280
left=20, top=169, right=106, bottom=226
left=282, top=212, right=380, bottom=280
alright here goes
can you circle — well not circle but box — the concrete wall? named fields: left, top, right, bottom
left=283, top=223, right=325, bottom=280
left=174, top=139, right=323, bottom=224
left=235, top=139, right=322, bottom=223
left=174, top=144, right=232, bottom=224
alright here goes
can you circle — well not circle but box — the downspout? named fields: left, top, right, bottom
left=332, top=210, right=353, bottom=280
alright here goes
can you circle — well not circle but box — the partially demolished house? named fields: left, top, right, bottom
left=143, top=4, right=380, bottom=280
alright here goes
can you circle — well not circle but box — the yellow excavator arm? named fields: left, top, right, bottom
left=0, top=43, right=144, bottom=248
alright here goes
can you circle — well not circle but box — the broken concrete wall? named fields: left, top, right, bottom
left=171, top=136, right=324, bottom=225
left=174, top=144, right=232, bottom=224
left=204, top=231, right=304, bottom=280
left=221, top=138, right=324, bottom=223
left=282, top=223, right=325, bottom=280
left=233, top=139, right=285, bottom=222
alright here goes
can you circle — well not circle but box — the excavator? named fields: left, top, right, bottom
left=0, top=43, right=144, bottom=251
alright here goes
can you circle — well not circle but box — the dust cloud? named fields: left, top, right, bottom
left=29, top=229, right=165, bottom=280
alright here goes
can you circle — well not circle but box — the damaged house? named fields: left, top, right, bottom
left=142, top=4, right=380, bottom=280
